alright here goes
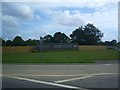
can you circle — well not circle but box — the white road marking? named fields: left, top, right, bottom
left=3, top=75, right=79, bottom=89
left=55, top=73, right=118, bottom=83
left=55, top=75, right=93, bottom=83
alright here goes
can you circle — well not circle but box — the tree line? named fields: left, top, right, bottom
left=1, top=23, right=119, bottom=46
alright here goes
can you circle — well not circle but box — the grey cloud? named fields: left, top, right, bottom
left=2, top=15, right=19, bottom=27
left=2, top=2, right=34, bottom=40
left=2, top=15, right=19, bottom=40
left=2, top=2, right=34, bottom=20
left=53, top=10, right=85, bottom=27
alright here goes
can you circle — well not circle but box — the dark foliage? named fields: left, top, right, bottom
left=70, top=23, right=103, bottom=45
left=1, top=23, right=118, bottom=46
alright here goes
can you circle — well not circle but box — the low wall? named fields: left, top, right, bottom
left=79, top=45, right=106, bottom=50
left=2, top=46, right=34, bottom=53
left=2, top=45, right=106, bottom=53
left=34, top=43, right=79, bottom=51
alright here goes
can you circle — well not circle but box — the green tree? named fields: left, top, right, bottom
left=6, top=40, right=13, bottom=46
left=0, top=38, right=2, bottom=46
left=43, top=35, right=53, bottom=43
left=105, top=40, right=117, bottom=46
left=25, top=39, right=39, bottom=46
left=70, top=26, right=85, bottom=44
left=53, top=32, right=70, bottom=43
left=70, top=23, right=103, bottom=45
left=111, top=39, right=117, bottom=46
left=12, top=36, right=25, bottom=46
left=32, top=39, right=39, bottom=45
left=25, top=39, right=32, bottom=46
left=2, top=39, right=6, bottom=46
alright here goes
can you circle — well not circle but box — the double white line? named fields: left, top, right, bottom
left=3, top=75, right=80, bottom=89
left=2, top=73, right=118, bottom=89
left=55, top=73, right=118, bottom=83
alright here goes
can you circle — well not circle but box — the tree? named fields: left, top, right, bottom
left=25, top=39, right=33, bottom=46
left=12, top=36, right=25, bottom=46
left=0, top=38, right=3, bottom=46
left=111, top=39, right=117, bottom=46
left=70, top=23, right=103, bottom=45
left=62, top=33, right=71, bottom=43
left=104, top=41, right=111, bottom=46
left=25, top=39, right=39, bottom=46
left=53, top=32, right=70, bottom=43
left=43, top=35, right=53, bottom=43
left=70, top=26, right=85, bottom=44
left=1, top=38, right=6, bottom=46
left=6, top=40, right=13, bottom=46
left=105, top=39, right=117, bottom=46
left=32, top=39, right=39, bottom=45
left=83, top=23, right=103, bottom=45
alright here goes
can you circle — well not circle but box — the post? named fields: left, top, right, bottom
left=40, top=36, right=43, bottom=57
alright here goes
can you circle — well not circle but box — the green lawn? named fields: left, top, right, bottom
left=2, top=49, right=119, bottom=63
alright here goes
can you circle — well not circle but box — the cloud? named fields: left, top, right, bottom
left=2, top=2, right=34, bottom=20
left=80, top=2, right=118, bottom=41
left=95, top=6, right=117, bottom=29
left=51, top=10, right=85, bottom=27
left=24, top=0, right=118, bottom=10
left=2, top=15, right=19, bottom=40
left=2, top=15, right=19, bottom=27
left=20, top=25, right=50, bottom=40
left=2, top=2, right=36, bottom=40
left=1, top=1, right=118, bottom=41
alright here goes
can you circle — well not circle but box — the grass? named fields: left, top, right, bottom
left=2, top=49, right=119, bottom=64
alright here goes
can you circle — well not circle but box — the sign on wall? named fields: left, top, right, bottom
left=33, top=43, right=79, bottom=51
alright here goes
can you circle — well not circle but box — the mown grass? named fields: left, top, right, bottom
left=2, top=49, right=119, bottom=63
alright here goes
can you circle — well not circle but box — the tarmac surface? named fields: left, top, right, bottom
left=2, top=60, right=119, bottom=90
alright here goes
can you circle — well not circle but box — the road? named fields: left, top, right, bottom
left=2, top=61, right=119, bottom=90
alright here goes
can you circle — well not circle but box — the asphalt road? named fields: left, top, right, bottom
left=2, top=61, right=119, bottom=90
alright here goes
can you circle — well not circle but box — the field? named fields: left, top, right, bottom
left=2, top=49, right=119, bottom=63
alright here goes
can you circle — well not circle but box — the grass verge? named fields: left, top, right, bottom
left=2, top=49, right=119, bottom=63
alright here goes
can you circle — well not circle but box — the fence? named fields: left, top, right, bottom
left=33, top=43, right=79, bottom=51
left=2, top=45, right=106, bottom=53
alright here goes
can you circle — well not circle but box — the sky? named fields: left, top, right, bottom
left=1, top=0, right=119, bottom=41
